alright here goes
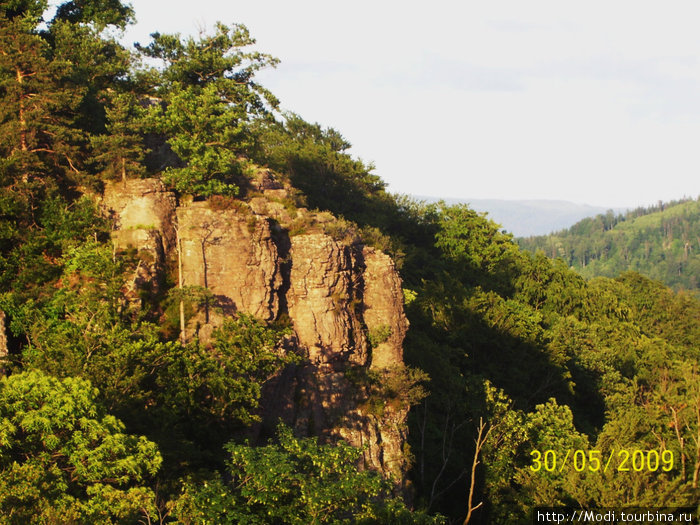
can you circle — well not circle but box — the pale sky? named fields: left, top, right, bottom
left=114, top=1, right=700, bottom=207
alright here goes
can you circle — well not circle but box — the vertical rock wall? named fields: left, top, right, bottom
left=176, top=203, right=282, bottom=338
left=103, top=178, right=411, bottom=479
left=362, top=247, right=409, bottom=370
left=101, top=179, right=177, bottom=300
left=287, top=234, right=367, bottom=365
left=102, top=179, right=177, bottom=256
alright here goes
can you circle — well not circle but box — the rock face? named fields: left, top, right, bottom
left=102, top=179, right=177, bottom=255
left=176, top=203, right=283, bottom=339
left=287, top=234, right=367, bottom=365
left=363, top=247, right=409, bottom=369
left=102, top=177, right=410, bottom=479
left=101, top=179, right=177, bottom=300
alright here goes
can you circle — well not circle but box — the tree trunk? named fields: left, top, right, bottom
left=671, top=407, right=687, bottom=481
left=464, top=417, right=491, bottom=525
left=0, top=310, right=8, bottom=377
left=176, top=228, right=186, bottom=345
left=16, top=68, right=28, bottom=153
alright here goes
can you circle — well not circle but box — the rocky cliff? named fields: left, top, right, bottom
left=101, top=174, right=411, bottom=480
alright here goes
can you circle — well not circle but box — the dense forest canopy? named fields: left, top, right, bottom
left=518, top=197, right=700, bottom=294
left=0, top=1, right=698, bottom=524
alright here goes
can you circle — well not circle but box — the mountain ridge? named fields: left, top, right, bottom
left=413, top=195, right=626, bottom=237
left=517, top=197, right=700, bottom=293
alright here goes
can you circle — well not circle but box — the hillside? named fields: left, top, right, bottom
left=1, top=3, right=699, bottom=525
left=517, top=198, right=700, bottom=293
left=260, top=118, right=700, bottom=521
left=416, top=196, right=618, bottom=237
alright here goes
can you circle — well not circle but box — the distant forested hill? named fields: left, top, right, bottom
left=517, top=198, right=700, bottom=293
left=415, top=196, right=618, bottom=236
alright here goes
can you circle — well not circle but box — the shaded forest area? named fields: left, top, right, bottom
left=1, top=1, right=699, bottom=524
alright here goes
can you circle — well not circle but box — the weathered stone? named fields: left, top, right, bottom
left=102, top=177, right=412, bottom=480
left=248, top=197, right=295, bottom=225
left=362, top=247, right=409, bottom=369
left=112, top=228, right=165, bottom=301
left=102, top=179, right=177, bottom=302
left=102, top=178, right=177, bottom=255
left=337, top=404, right=409, bottom=481
left=251, top=168, right=285, bottom=191
left=177, top=203, right=282, bottom=324
left=287, top=233, right=368, bottom=365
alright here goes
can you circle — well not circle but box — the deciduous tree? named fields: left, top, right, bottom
left=0, top=370, right=161, bottom=524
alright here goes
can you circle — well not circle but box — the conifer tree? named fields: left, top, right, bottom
left=90, top=91, right=147, bottom=182
left=0, top=2, right=59, bottom=184
left=0, top=0, right=133, bottom=190
left=138, top=23, right=279, bottom=197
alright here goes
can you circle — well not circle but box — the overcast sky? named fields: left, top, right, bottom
left=115, top=0, right=700, bottom=208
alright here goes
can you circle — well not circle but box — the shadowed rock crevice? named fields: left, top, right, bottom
left=270, top=220, right=292, bottom=323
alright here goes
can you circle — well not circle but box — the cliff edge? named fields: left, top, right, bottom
left=102, top=173, right=411, bottom=480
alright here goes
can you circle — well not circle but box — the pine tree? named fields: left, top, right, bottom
left=90, top=91, right=147, bottom=182
left=0, top=1, right=133, bottom=192
left=138, top=23, right=279, bottom=197
left=0, top=3, right=61, bottom=184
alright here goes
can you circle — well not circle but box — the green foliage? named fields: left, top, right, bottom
left=253, top=114, right=384, bottom=209
left=53, top=0, right=134, bottom=29
left=435, top=203, right=524, bottom=294
left=0, top=1, right=48, bottom=20
left=173, top=424, right=444, bottom=525
left=138, top=22, right=278, bottom=197
left=612, top=271, right=700, bottom=347
left=0, top=194, right=108, bottom=303
left=368, top=324, right=392, bottom=348
left=163, top=284, right=213, bottom=334
left=204, top=314, right=296, bottom=425
left=518, top=198, right=700, bottom=294
left=148, top=84, right=244, bottom=196
left=399, top=191, right=700, bottom=521
left=352, top=365, right=429, bottom=418
left=0, top=370, right=161, bottom=524
left=90, top=91, right=147, bottom=181
left=516, top=400, right=591, bottom=507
